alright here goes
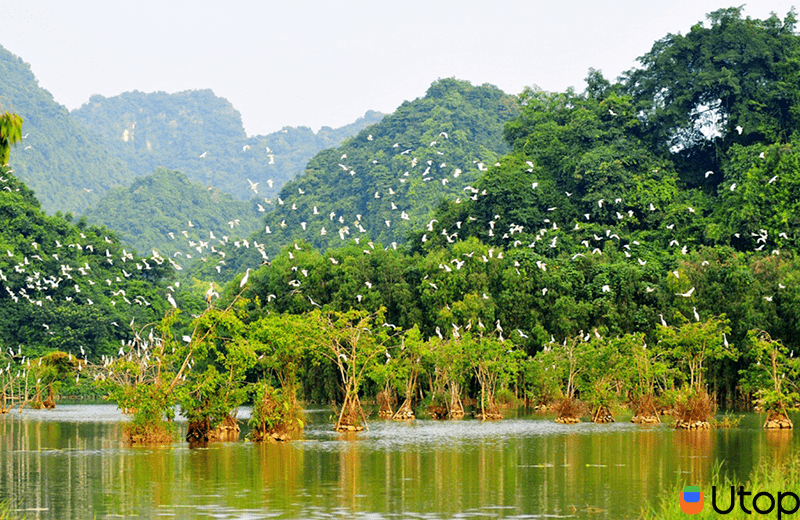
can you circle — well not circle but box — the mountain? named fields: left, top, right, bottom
left=255, top=78, right=517, bottom=254
left=71, top=90, right=384, bottom=200
left=0, top=45, right=133, bottom=214
left=82, top=168, right=264, bottom=262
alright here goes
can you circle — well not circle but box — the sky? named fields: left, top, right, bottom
left=1, top=1, right=797, bottom=136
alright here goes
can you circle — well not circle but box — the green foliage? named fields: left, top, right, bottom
left=83, top=168, right=262, bottom=261
left=657, top=315, right=736, bottom=390
left=0, top=112, right=23, bottom=165
left=10, top=9, right=800, bottom=423
left=625, top=7, right=800, bottom=166
left=178, top=304, right=255, bottom=433
left=739, top=330, right=800, bottom=413
left=0, top=165, right=170, bottom=361
left=248, top=382, right=304, bottom=441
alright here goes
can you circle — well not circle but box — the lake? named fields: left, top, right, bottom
left=0, top=405, right=796, bottom=519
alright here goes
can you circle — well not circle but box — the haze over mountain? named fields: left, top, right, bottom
left=0, top=45, right=133, bottom=214
left=0, top=43, right=383, bottom=218
left=71, top=90, right=384, bottom=200
left=182, top=78, right=516, bottom=280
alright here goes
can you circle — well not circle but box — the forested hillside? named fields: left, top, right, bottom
left=0, top=163, right=172, bottom=360
left=187, top=78, right=517, bottom=280
left=0, top=45, right=133, bottom=214
left=71, top=90, right=383, bottom=199
left=82, top=168, right=263, bottom=262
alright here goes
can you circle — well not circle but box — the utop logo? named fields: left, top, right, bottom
left=680, top=485, right=704, bottom=514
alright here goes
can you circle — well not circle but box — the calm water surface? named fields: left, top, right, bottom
left=0, top=405, right=797, bottom=519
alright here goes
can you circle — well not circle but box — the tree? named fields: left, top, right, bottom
left=657, top=315, right=736, bottom=391
left=657, top=315, right=736, bottom=427
left=0, top=112, right=23, bottom=165
left=180, top=304, right=255, bottom=446
left=247, top=313, right=314, bottom=441
left=468, top=333, right=523, bottom=420
left=739, top=330, right=799, bottom=428
left=624, top=8, right=800, bottom=177
left=536, top=333, right=592, bottom=423
left=310, top=308, right=395, bottom=432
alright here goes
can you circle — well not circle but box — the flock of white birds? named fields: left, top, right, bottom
left=0, top=117, right=790, bottom=385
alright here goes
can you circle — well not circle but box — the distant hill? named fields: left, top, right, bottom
left=0, top=45, right=133, bottom=214
left=0, top=162, right=170, bottom=359
left=82, top=168, right=263, bottom=262
left=71, top=90, right=384, bottom=199
left=191, top=78, right=519, bottom=280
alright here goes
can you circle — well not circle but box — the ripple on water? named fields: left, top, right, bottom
left=299, top=415, right=654, bottom=453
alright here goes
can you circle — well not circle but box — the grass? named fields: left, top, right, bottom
left=0, top=501, right=22, bottom=520
left=712, top=411, right=745, bottom=428
left=642, top=454, right=800, bottom=519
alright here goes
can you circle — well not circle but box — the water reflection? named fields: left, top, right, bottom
left=0, top=407, right=797, bottom=519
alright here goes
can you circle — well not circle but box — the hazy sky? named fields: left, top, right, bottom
left=2, top=1, right=797, bottom=136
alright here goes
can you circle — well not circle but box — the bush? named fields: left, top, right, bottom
left=249, top=383, right=303, bottom=442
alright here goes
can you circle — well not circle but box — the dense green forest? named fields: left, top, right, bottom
left=0, top=163, right=172, bottom=362
left=3, top=8, right=800, bottom=437
left=82, top=168, right=263, bottom=263
left=0, top=44, right=134, bottom=214
left=71, top=89, right=384, bottom=200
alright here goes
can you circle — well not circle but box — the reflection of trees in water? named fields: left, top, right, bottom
left=255, top=442, right=302, bottom=510
left=765, top=429, right=793, bottom=462
left=675, top=429, right=715, bottom=480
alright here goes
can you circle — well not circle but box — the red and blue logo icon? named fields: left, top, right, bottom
left=681, top=485, right=704, bottom=514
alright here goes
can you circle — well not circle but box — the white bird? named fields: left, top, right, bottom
left=735, top=125, right=743, bottom=135
left=659, top=314, right=667, bottom=327
left=692, top=307, right=700, bottom=321
left=676, top=287, right=695, bottom=298
left=240, top=268, right=251, bottom=288
left=167, top=293, right=177, bottom=309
